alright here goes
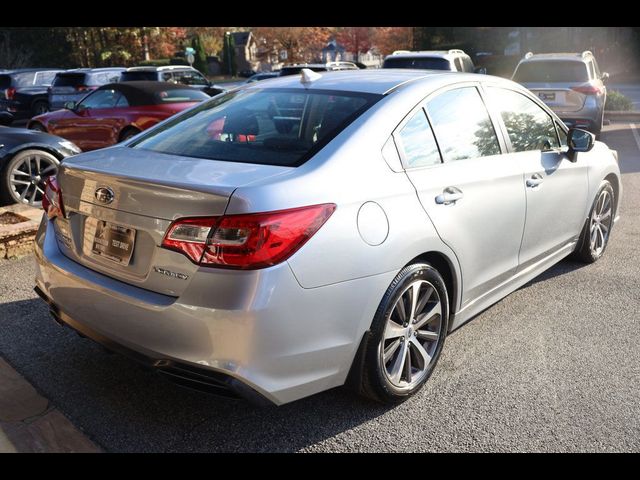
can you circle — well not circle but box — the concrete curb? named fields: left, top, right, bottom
left=0, top=205, right=41, bottom=260
left=604, top=111, right=640, bottom=122
left=0, top=358, right=101, bottom=453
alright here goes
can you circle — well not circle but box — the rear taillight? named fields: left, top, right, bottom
left=75, top=85, right=90, bottom=91
left=571, top=84, right=603, bottom=95
left=162, top=204, right=336, bottom=269
left=5, top=87, right=16, bottom=100
left=42, top=176, right=65, bottom=219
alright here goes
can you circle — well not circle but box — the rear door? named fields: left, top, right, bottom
left=483, top=85, right=589, bottom=270
left=400, top=84, right=526, bottom=307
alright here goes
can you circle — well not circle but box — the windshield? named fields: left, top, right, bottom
left=383, top=57, right=451, bottom=70
left=130, top=88, right=380, bottom=167
left=121, top=71, right=158, bottom=81
left=513, top=61, right=589, bottom=83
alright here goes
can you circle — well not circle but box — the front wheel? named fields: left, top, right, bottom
left=0, top=149, right=60, bottom=206
left=357, top=263, right=449, bottom=404
left=572, top=180, right=615, bottom=263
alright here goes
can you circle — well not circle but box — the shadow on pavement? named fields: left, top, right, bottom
left=0, top=297, right=393, bottom=452
left=601, top=127, right=640, bottom=174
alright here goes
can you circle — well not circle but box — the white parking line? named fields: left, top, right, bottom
left=630, top=123, right=640, bottom=152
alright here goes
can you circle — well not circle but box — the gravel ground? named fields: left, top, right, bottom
left=0, top=123, right=639, bottom=452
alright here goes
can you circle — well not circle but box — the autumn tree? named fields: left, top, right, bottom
left=335, top=27, right=374, bottom=61
left=372, top=27, right=414, bottom=56
left=253, top=27, right=332, bottom=63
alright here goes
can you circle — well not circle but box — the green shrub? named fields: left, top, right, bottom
left=138, top=58, right=172, bottom=67
left=605, top=90, right=634, bottom=111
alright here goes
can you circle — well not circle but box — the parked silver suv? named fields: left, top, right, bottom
left=382, top=49, right=477, bottom=73
left=512, top=51, right=609, bottom=136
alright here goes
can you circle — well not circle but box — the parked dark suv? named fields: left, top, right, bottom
left=120, top=66, right=222, bottom=96
left=49, top=68, right=125, bottom=111
left=0, top=68, right=63, bottom=120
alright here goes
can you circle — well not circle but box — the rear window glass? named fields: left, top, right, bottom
left=130, top=88, right=380, bottom=167
left=155, top=89, right=209, bottom=103
left=121, top=71, right=159, bottom=81
left=7, top=72, right=36, bottom=87
left=279, top=67, right=327, bottom=76
left=383, top=57, right=451, bottom=70
left=513, top=61, right=589, bottom=83
left=53, top=73, right=87, bottom=87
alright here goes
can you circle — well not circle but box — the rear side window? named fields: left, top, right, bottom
left=131, top=88, right=380, bottom=167
left=154, top=89, right=209, bottom=103
left=426, top=87, right=501, bottom=161
left=34, top=71, right=58, bottom=86
left=396, top=109, right=441, bottom=168
left=486, top=87, right=559, bottom=152
left=383, top=57, right=451, bottom=70
left=462, top=57, right=475, bottom=72
left=513, top=61, right=589, bottom=83
left=454, top=58, right=464, bottom=72
left=53, top=73, right=87, bottom=87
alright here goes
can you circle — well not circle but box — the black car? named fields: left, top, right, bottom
left=49, top=68, right=125, bottom=111
left=0, top=68, right=64, bottom=120
left=0, top=126, right=80, bottom=206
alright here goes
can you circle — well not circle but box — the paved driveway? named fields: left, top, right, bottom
left=1, top=123, right=639, bottom=452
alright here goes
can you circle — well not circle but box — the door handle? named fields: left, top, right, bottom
left=435, top=187, right=464, bottom=205
left=526, top=174, right=544, bottom=188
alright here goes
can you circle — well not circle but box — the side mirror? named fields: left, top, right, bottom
left=474, top=67, right=487, bottom=75
left=601, top=72, right=610, bottom=82
left=64, top=101, right=77, bottom=110
left=567, top=128, right=595, bottom=162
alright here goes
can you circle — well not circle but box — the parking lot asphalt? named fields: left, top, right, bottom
left=1, top=123, right=639, bottom=452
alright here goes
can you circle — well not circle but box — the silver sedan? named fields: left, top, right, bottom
left=34, top=69, right=621, bottom=406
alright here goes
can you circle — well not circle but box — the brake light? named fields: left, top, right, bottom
left=42, top=176, right=65, bottom=219
left=5, top=87, right=16, bottom=100
left=162, top=204, right=336, bottom=269
left=571, top=84, right=603, bottom=95
left=76, top=85, right=90, bottom=91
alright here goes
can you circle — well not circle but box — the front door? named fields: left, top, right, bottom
left=483, top=86, right=589, bottom=270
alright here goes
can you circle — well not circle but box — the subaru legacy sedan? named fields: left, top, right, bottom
left=33, top=69, right=621, bottom=406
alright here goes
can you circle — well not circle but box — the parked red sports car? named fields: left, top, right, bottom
left=28, top=81, right=209, bottom=152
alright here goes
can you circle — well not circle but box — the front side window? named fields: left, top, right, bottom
left=79, top=89, right=121, bottom=109
left=396, top=109, right=441, bottom=168
left=454, top=58, right=464, bottom=72
left=35, top=71, right=58, bottom=86
left=131, top=88, right=380, bottom=167
left=556, top=121, right=568, bottom=147
left=426, top=86, right=501, bottom=161
left=486, top=87, right=559, bottom=152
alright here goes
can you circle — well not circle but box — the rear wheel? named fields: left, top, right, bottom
left=572, top=180, right=615, bottom=263
left=357, top=263, right=449, bottom=404
left=31, top=100, right=49, bottom=117
left=0, top=149, right=59, bottom=206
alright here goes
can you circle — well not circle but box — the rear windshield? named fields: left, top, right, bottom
left=120, top=71, right=158, bottom=81
left=3, top=72, right=36, bottom=87
left=513, top=61, right=589, bottom=83
left=53, top=73, right=87, bottom=87
left=383, top=57, right=451, bottom=70
left=155, top=88, right=209, bottom=103
left=130, top=88, right=380, bottom=167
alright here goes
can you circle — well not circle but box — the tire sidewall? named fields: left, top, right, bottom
left=367, top=263, right=449, bottom=402
left=579, top=181, right=614, bottom=262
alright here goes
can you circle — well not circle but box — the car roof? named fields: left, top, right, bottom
left=385, top=50, right=469, bottom=60
left=59, top=67, right=126, bottom=74
left=125, top=65, right=196, bottom=72
left=243, top=69, right=473, bottom=95
left=3, top=68, right=63, bottom=74
left=519, top=52, right=592, bottom=62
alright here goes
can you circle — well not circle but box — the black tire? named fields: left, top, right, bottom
left=31, top=100, right=49, bottom=117
left=0, top=149, right=59, bottom=206
left=571, top=180, right=615, bottom=263
left=357, top=263, right=449, bottom=404
left=119, top=128, right=140, bottom=143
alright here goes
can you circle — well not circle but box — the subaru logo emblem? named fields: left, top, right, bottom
left=95, top=187, right=114, bottom=205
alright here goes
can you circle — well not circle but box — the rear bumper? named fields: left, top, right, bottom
left=34, top=216, right=391, bottom=405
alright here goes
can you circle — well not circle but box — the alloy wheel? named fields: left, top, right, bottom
left=589, top=189, right=613, bottom=257
left=9, top=152, right=58, bottom=206
left=380, top=280, right=443, bottom=389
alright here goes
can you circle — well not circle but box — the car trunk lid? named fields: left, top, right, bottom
left=521, top=81, right=588, bottom=113
left=53, top=146, right=291, bottom=296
